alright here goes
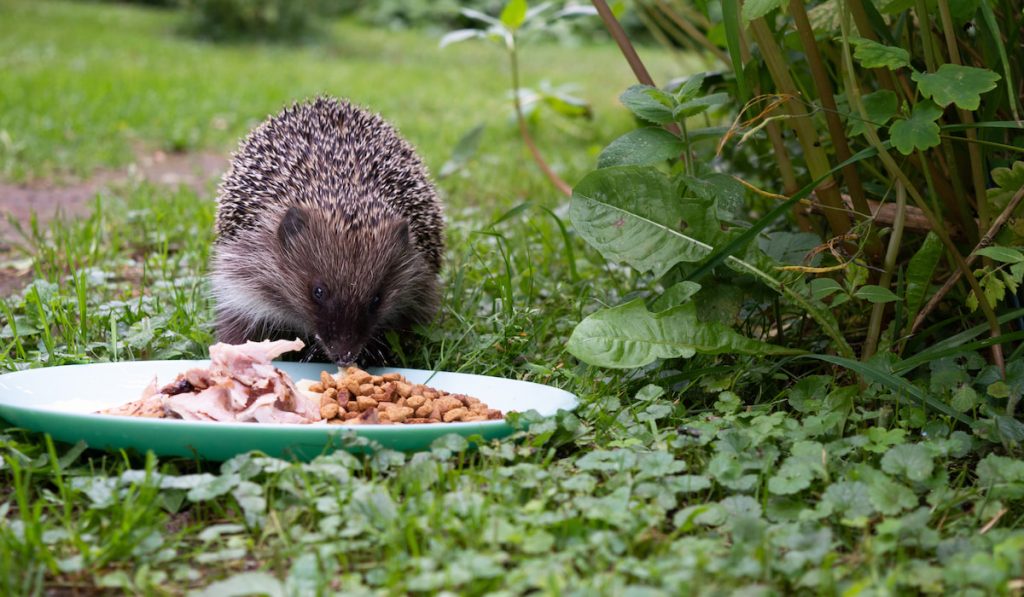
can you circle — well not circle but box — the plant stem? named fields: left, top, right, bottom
left=789, top=0, right=879, bottom=258
left=749, top=19, right=853, bottom=242
left=652, top=0, right=730, bottom=64
left=508, top=36, right=572, bottom=197
left=592, top=0, right=657, bottom=87
left=938, top=0, right=989, bottom=235
left=839, top=2, right=1005, bottom=376
left=911, top=184, right=1024, bottom=333
left=863, top=182, right=906, bottom=360
left=848, top=1, right=900, bottom=96
left=591, top=0, right=682, bottom=140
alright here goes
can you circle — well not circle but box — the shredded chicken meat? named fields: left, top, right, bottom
left=98, top=339, right=321, bottom=424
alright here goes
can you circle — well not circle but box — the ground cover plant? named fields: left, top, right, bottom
left=1, top=0, right=1024, bottom=594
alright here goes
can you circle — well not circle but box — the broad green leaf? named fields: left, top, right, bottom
left=551, top=5, right=598, bottom=19
left=597, top=128, right=684, bottom=168
left=669, top=474, right=712, bottom=493
left=672, top=72, right=706, bottom=102
left=191, top=573, right=285, bottom=597
left=500, top=0, right=528, bottom=30
left=848, top=37, right=910, bottom=70
left=682, top=172, right=746, bottom=221
left=674, top=93, right=729, bottom=119
left=439, top=29, right=484, bottom=48
left=986, top=161, right=1024, bottom=215
left=905, top=231, right=942, bottom=323
left=881, top=444, right=935, bottom=482
left=865, top=427, right=907, bottom=453
left=768, top=462, right=814, bottom=495
left=650, top=281, right=702, bottom=312
left=539, top=88, right=592, bottom=119
left=976, top=246, right=1024, bottom=263
left=720, top=495, right=762, bottom=519
left=187, top=473, right=240, bottom=501
left=951, top=385, right=980, bottom=412
left=849, top=89, right=898, bottom=136
left=947, top=0, right=980, bottom=24
left=854, top=285, right=899, bottom=303
left=866, top=473, right=918, bottom=515
left=889, top=102, right=942, bottom=155
left=566, top=299, right=799, bottom=369
left=822, top=481, right=875, bottom=519
left=788, top=376, right=829, bottom=413
left=809, top=277, right=844, bottom=300
left=808, top=0, right=842, bottom=33
left=759, top=231, right=822, bottom=266
left=912, top=64, right=1001, bottom=110
left=742, top=0, right=785, bottom=22
left=570, top=166, right=710, bottom=278
left=460, top=8, right=503, bottom=27
left=619, top=85, right=676, bottom=124
left=995, top=414, right=1024, bottom=442
left=976, top=454, right=1024, bottom=499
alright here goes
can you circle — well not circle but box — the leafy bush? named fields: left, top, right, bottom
left=551, top=0, right=1024, bottom=440
left=181, top=0, right=323, bottom=41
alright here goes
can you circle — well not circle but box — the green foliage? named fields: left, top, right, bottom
left=848, top=36, right=910, bottom=70
left=597, top=127, right=685, bottom=168
left=849, top=89, right=898, bottom=136
left=570, top=166, right=714, bottom=278
left=566, top=299, right=797, bottom=368
left=889, top=102, right=943, bottom=154
left=181, top=0, right=323, bottom=41
left=913, top=64, right=1002, bottom=111
left=741, top=0, right=785, bottom=23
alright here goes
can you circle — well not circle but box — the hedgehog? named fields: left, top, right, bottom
left=209, top=97, right=444, bottom=365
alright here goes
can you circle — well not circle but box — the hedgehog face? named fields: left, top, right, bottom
left=275, top=205, right=438, bottom=365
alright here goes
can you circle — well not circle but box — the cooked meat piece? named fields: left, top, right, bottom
left=159, top=378, right=195, bottom=396
left=98, top=339, right=320, bottom=424
left=164, top=386, right=237, bottom=421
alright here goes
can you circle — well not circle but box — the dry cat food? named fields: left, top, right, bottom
left=297, top=367, right=504, bottom=425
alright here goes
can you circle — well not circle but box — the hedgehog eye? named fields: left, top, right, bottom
left=368, top=294, right=381, bottom=313
left=311, top=285, right=327, bottom=304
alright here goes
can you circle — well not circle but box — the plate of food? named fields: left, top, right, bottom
left=0, top=339, right=578, bottom=461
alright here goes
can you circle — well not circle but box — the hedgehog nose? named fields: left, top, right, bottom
left=335, top=351, right=357, bottom=366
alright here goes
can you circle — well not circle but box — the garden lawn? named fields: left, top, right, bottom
left=1, top=1, right=1023, bottom=595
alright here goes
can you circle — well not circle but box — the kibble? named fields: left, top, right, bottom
left=300, top=367, right=506, bottom=425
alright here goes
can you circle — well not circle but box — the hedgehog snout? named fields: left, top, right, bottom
left=315, top=332, right=363, bottom=366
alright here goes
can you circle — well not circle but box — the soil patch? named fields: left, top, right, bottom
left=0, top=150, right=227, bottom=296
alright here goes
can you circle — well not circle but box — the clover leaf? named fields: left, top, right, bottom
left=881, top=443, right=935, bottom=482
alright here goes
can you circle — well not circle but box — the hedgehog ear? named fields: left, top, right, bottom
left=278, top=206, right=307, bottom=249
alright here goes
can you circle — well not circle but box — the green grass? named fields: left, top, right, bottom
left=2, top=1, right=1024, bottom=595
left=0, top=0, right=686, bottom=187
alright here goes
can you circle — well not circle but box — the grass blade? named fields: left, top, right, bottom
left=720, top=0, right=748, bottom=102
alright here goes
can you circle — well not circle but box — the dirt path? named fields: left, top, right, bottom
left=0, top=150, right=228, bottom=296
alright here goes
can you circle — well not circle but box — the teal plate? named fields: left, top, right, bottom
left=0, top=361, right=578, bottom=461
